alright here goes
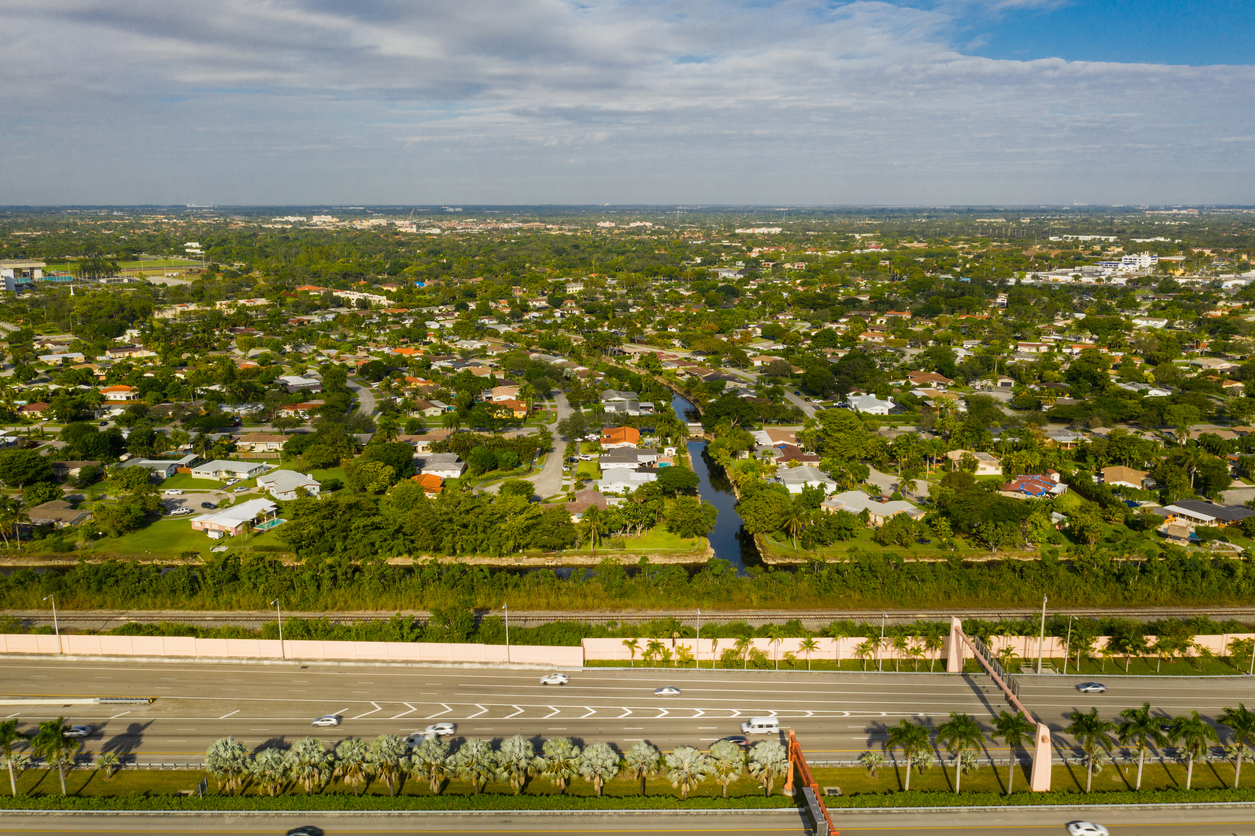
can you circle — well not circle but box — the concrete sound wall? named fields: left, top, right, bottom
left=0, top=633, right=583, bottom=667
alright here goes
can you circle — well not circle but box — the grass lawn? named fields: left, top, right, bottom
left=158, top=473, right=226, bottom=492
left=762, top=528, right=984, bottom=561
left=85, top=518, right=209, bottom=558
left=576, top=461, right=601, bottom=480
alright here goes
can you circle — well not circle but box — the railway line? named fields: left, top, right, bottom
left=4, top=606, right=1254, bottom=632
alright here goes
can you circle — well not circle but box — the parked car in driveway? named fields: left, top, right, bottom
left=163, top=489, right=183, bottom=496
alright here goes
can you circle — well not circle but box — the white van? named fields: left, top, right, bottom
left=741, top=716, right=780, bottom=735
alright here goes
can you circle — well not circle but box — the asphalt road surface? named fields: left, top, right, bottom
left=0, top=659, right=1249, bottom=766
left=0, top=810, right=808, bottom=835
left=10, top=806, right=1255, bottom=836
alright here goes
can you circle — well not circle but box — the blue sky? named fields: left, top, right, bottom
left=1, top=0, right=1252, bottom=205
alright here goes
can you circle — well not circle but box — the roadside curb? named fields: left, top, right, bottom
left=0, top=808, right=796, bottom=818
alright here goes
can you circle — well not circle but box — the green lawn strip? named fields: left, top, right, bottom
left=961, top=654, right=1253, bottom=678
left=158, top=474, right=226, bottom=492
left=762, top=529, right=984, bottom=560
left=576, top=461, right=601, bottom=480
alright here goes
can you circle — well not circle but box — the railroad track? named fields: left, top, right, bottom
left=5, top=606, right=1255, bottom=631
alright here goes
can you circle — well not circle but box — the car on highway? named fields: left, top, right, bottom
left=424, top=722, right=456, bottom=736
left=1066, top=822, right=1108, bottom=836
left=540, top=673, right=570, bottom=686
left=311, top=714, right=342, bottom=727
left=719, top=735, right=751, bottom=750
left=654, top=686, right=682, bottom=697
left=63, top=725, right=93, bottom=738
left=1076, top=682, right=1107, bottom=694
left=286, top=827, right=324, bottom=836
left=404, top=732, right=430, bottom=748
left=163, top=489, right=183, bottom=496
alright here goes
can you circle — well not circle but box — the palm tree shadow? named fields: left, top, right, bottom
left=101, top=721, right=152, bottom=763
left=252, top=737, right=290, bottom=754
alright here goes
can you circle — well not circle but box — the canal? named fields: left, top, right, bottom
left=669, top=393, right=761, bottom=573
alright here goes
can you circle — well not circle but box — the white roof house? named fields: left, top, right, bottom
left=777, top=464, right=837, bottom=494
left=595, top=469, right=658, bottom=494
left=191, top=498, right=277, bottom=537
left=256, top=470, right=321, bottom=501
left=821, top=490, right=924, bottom=526
left=191, top=460, right=268, bottom=481
left=847, top=394, right=895, bottom=415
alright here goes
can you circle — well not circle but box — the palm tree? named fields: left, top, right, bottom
left=854, top=639, right=876, bottom=671
left=824, top=624, right=849, bottom=670
left=765, top=625, right=787, bottom=671
left=747, top=740, right=789, bottom=797
left=1066, top=708, right=1115, bottom=792
left=581, top=506, right=607, bottom=555
left=289, top=737, right=332, bottom=794
left=31, top=718, right=78, bottom=796
left=783, top=503, right=809, bottom=550
left=799, top=637, right=820, bottom=671
left=206, top=737, right=251, bottom=795
left=885, top=719, right=932, bottom=791
left=375, top=413, right=400, bottom=442
left=96, top=752, right=120, bottom=781
left=859, top=750, right=885, bottom=778
left=644, top=638, right=666, bottom=667
left=936, top=713, right=984, bottom=793
left=251, top=747, right=291, bottom=796
left=992, top=711, right=1036, bottom=795
left=408, top=736, right=450, bottom=794
left=625, top=741, right=660, bottom=796
left=1170, top=711, right=1219, bottom=790
left=494, top=734, right=537, bottom=795
left=449, top=738, right=494, bottom=794
left=368, top=734, right=409, bottom=796
left=892, top=635, right=909, bottom=673
left=1220, top=704, right=1255, bottom=788
left=538, top=737, right=582, bottom=793
left=577, top=742, right=619, bottom=798
left=924, top=631, right=945, bottom=673
left=0, top=498, right=30, bottom=550
left=622, top=638, right=640, bottom=667
left=709, top=740, right=744, bottom=798
left=333, top=738, right=371, bottom=796
left=666, top=746, right=713, bottom=800
left=1117, top=703, right=1169, bottom=791
left=734, top=636, right=754, bottom=671
left=0, top=720, right=27, bottom=795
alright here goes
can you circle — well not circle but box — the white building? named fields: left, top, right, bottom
left=256, top=470, right=321, bottom=501
left=191, top=460, right=268, bottom=481
left=846, top=394, right=895, bottom=415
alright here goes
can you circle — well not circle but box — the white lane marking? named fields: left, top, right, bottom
left=624, top=727, right=643, bottom=730
left=656, top=709, right=669, bottom=718
left=109, top=711, right=131, bottom=719
left=390, top=702, right=417, bottom=719
left=467, top=704, right=488, bottom=719
left=625, top=738, right=645, bottom=741
left=692, top=709, right=704, bottom=718
left=618, top=708, right=632, bottom=719
left=548, top=728, right=567, bottom=731
left=350, top=701, right=382, bottom=720
left=505, top=705, right=525, bottom=719
left=580, top=706, right=596, bottom=719
left=425, top=704, right=452, bottom=719
left=4, top=713, right=19, bottom=718
left=335, top=707, right=349, bottom=714
left=218, top=710, right=240, bottom=720
left=544, top=706, right=561, bottom=719
left=699, top=727, right=717, bottom=730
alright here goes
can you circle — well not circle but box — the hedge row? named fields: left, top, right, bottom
left=827, top=785, right=1255, bottom=808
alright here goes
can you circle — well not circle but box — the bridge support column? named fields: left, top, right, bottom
left=1030, top=722, right=1053, bottom=792
left=946, top=616, right=965, bottom=672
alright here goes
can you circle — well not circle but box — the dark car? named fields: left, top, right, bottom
left=719, top=735, right=752, bottom=750
left=201, top=502, right=217, bottom=509
left=286, top=828, right=324, bottom=836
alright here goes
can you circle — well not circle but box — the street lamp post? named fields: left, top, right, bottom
left=44, top=594, right=61, bottom=654
left=696, top=609, right=702, bottom=671
left=1062, top=615, right=1075, bottom=675
left=1036, top=595, right=1048, bottom=675
left=879, top=612, right=886, bottom=673
left=503, top=603, right=510, bottom=664
left=270, top=599, right=284, bottom=660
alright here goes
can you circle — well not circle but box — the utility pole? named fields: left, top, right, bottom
left=1062, top=615, right=1075, bottom=675
left=1036, top=595, right=1048, bottom=674
left=271, top=599, right=284, bottom=659
left=503, top=602, right=510, bottom=664
left=879, top=612, right=887, bottom=672
left=696, top=609, right=702, bottom=671
left=44, top=594, right=61, bottom=653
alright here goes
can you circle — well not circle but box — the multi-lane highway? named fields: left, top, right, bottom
left=8, top=806, right=1255, bottom=836
left=0, top=658, right=1249, bottom=764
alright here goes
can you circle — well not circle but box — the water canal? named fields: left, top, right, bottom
left=669, top=393, right=761, bottom=573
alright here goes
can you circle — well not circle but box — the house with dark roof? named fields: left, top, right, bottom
left=1000, top=473, right=1067, bottom=498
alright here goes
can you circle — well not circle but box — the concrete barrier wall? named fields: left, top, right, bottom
left=0, top=634, right=582, bottom=667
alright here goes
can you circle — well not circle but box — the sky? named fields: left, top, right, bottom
left=2, top=0, right=1253, bottom=206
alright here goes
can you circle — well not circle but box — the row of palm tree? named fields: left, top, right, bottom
left=205, top=735, right=790, bottom=799
left=872, top=704, right=1255, bottom=795
left=0, top=716, right=122, bottom=796
left=620, top=631, right=947, bottom=672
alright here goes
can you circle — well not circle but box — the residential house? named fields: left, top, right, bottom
left=277, top=402, right=324, bottom=419
left=601, top=426, right=640, bottom=448
left=256, top=470, right=321, bottom=501
left=277, top=375, right=322, bottom=393
left=1000, top=473, right=1067, bottom=498
left=192, top=498, right=278, bottom=538
left=595, top=468, right=657, bottom=494
left=51, top=460, right=100, bottom=481
left=907, top=371, right=954, bottom=388
left=235, top=433, right=290, bottom=455
left=19, top=402, right=50, bottom=418
left=411, top=473, right=444, bottom=494
left=944, top=449, right=1003, bottom=476
left=1099, top=465, right=1152, bottom=490
left=847, top=394, right=895, bottom=415
left=190, top=460, right=267, bottom=481
left=414, top=453, right=466, bottom=480
left=26, top=500, right=91, bottom=529
left=777, top=464, right=838, bottom=494
left=820, top=490, right=924, bottom=526
left=1155, top=499, right=1255, bottom=529
left=123, top=455, right=198, bottom=480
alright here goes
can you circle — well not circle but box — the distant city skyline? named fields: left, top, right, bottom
left=3, top=0, right=1252, bottom=206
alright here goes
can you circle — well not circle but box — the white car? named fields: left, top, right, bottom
left=404, top=732, right=430, bottom=748
left=311, top=714, right=342, bottom=727
left=171, top=508, right=193, bottom=516
left=63, top=725, right=93, bottom=739
left=654, top=686, right=682, bottom=697
left=163, top=489, right=183, bottom=496
left=1067, top=823, right=1109, bottom=836
left=424, top=723, right=456, bottom=736
left=233, top=486, right=250, bottom=493
left=225, top=479, right=239, bottom=487
left=540, top=673, right=570, bottom=686
left=1076, top=682, right=1107, bottom=694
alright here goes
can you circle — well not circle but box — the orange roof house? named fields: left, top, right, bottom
left=601, top=426, right=640, bottom=448
left=412, top=473, right=444, bottom=494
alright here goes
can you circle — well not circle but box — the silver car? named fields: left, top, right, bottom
left=311, top=714, right=342, bottom=728
left=1076, top=682, right=1107, bottom=694
left=63, top=725, right=93, bottom=738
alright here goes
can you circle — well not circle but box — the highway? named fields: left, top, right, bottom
left=0, top=659, right=1250, bottom=765
left=9, top=806, right=1255, bottom=835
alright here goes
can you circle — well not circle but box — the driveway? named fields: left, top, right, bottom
left=480, top=393, right=572, bottom=499
left=347, top=379, right=377, bottom=417
left=866, top=464, right=931, bottom=500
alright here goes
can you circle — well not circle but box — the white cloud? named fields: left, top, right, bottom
left=0, top=0, right=1251, bottom=203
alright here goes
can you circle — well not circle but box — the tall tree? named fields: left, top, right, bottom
left=206, top=737, right=251, bottom=795
left=991, top=711, right=1035, bottom=795
left=450, top=738, right=495, bottom=794
left=538, top=737, right=581, bottom=793
left=289, top=737, right=332, bottom=795
left=709, top=740, right=745, bottom=798
left=1117, top=703, right=1169, bottom=791
left=30, top=718, right=78, bottom=796
left=1170, top=711, right=1219, bottom=790
left=1065, top=708, right=1115, bottom=793
left=1220, top=704, right=1255, bottom=789
left=747, top=740, right=789, bottom=797
left=494, top=734, right=537, bottom=796
left=408, top=736, right=450, bottom=795
left=0, top=720, right=28, bottom=796
left=577, top=742, right=620, bottom=798
left=625, top=741, right=660, bottom=796
left=885, top=719, right=931, bottom=791
left=665, top=745, right=713, bottom=800
left=936, top=713, right=984, bottom=793
left=333, top=738, right=371, bottom=796
left=367, top=734, right=409, bottom=796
